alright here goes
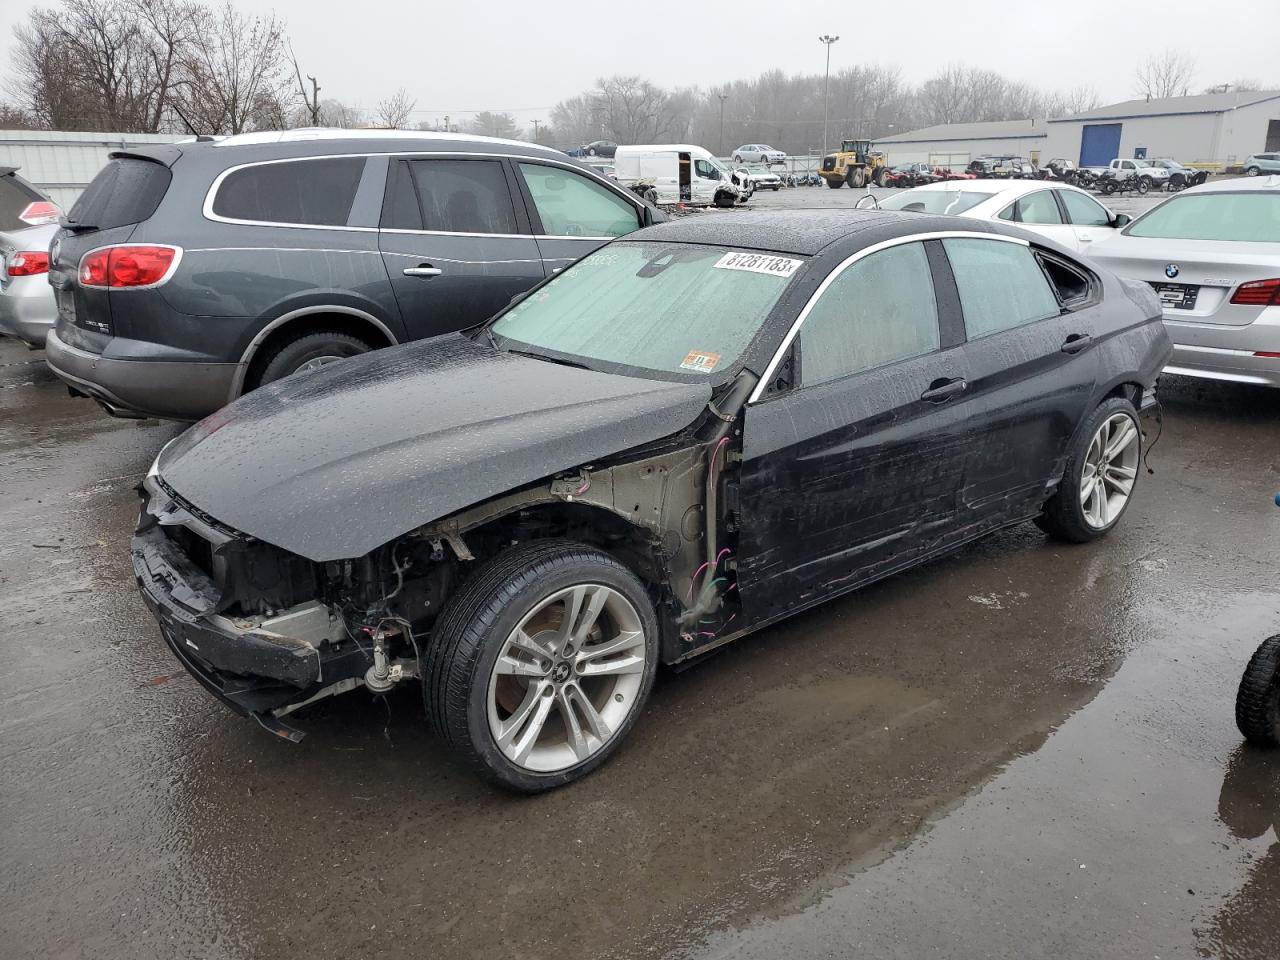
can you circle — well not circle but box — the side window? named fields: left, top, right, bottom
left=1059, top=189, right=1111, bottom=226
left=800, top=242, right=940, bottom=387
left=943, top=238, right=1060, bottom=339
left=1001, top=191, right=1062, bottom=224
left=404, top=159, right=518, bottom=234
left=517, top=163, right=640, bottom=238
left=694, top=159, right=721, bottom=180
left=213, top=157, right=364, bottom=226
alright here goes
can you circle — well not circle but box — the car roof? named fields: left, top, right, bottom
left=1182, top=174, right=1280, bottom=195
left=628, top=208, right=986, bottom=256
left=906, top=179, right=1067, bottom=198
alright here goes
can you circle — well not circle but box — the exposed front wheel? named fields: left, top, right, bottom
left=1237, top=635, right=1280, bottom=747
left=826, top=178, right=843, bottom=189
left=424, top=540, right=659, bottom=792
left=1136, top=175, right=1151, bottom=194
left=1036, top=397, right=1142, bottom=543
left=255, top=330, right=374, bottom=387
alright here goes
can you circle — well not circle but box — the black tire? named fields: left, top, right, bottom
left=1245, top=166, right=1261, bottom=176
left=826, top=178, right=843, bottom=189
left=1036, top=396, right=1141, bottom=543
left=733, top=155, right=742, bottom=163
left=255, top=330, right=373, bottom=387
left=874, top=167, right=888, bottom=187
left=424, top=539, right=660, bottom=792
left=1236, top=635, right=1280, bottom=747
left=1136, top=175, right=1151, bottom=194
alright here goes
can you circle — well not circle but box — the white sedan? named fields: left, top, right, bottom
left=878, top=179, right=1129, bottom=254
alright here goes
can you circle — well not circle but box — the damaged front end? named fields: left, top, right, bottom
left=132, top=468, right=420, bottom=739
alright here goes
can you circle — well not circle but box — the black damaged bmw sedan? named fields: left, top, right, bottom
left=133, top=209, right=1172, bottom=791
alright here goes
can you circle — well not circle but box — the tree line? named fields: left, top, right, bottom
left=1, top=3, right=1269, bottom=155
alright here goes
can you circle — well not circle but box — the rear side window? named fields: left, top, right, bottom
left=381, top=159, right=518, bottom=235
left=0, top=175, right=41, bottom=231
left=67, top=158, right=171, bottom=232
left=943, top=238, right=1060, bottom=339
left=517, top=163, right=639, bottom=238
left=800, top=242, right=940, bottom=386
left=212, top=157, right=364, bottom=226
left=999, top=191, right=1062, bottom=225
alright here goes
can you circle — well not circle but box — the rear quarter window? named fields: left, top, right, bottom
left=67, top=158, right=172, bottom=232
left=212, top=157, right=366, bottom=226
left=0, top=173, right=43, bottom=231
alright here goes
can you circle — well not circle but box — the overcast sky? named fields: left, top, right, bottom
left=2, top=0, right=1277, bottom=130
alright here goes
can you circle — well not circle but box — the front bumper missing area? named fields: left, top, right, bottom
left=131, top=517, right=370, bottom=739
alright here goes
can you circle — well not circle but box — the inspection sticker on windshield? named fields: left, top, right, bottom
left=680, top=350, right=722, bottom=373
left=713, top=251, right=802, bottom=278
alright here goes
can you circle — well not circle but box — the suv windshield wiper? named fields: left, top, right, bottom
left=504, top=347, right=591, bottom=370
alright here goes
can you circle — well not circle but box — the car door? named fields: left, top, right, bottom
left=941, top=236, right=1100, bottom=527
left=996, top=189, right=1081, bottom=251
left=1056, top=187, right=1119, bottom=249
left=377, top=156, right=544, bottom=341
left=512, top=161, right=645, bottom=275
left=736, top=240, right=976, bottom=622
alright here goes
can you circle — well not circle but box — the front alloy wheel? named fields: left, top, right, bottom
left=425, top=540, right=659, bottom=791
left=487, top=584, right=647, bottom=772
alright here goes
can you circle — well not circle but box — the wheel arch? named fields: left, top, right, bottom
left=230, top=306, right=399, bottom=399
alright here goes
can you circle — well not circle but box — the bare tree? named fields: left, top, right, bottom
left=0, top=103, right=42, bottom=129
left=1135, top=49, right=1196, bottom=100
left=374, top=87, right=416, bottom=129
left=178, top=3, right=289, bottom=135
left=468, top=110, right=519, bottom=138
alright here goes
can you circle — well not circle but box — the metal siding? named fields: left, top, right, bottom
left=0, top=130, right=184, bottom=204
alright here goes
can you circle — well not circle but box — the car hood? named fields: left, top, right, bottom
left=157, top=334, right=712, bottom=562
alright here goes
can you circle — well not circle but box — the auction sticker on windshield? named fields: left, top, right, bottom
left=680, top=350, right=722, bottom=373
left=714, top=252, right=803, bottom=278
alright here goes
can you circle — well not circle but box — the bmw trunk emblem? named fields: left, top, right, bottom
left=1165, top=264, right=1180, bottom=278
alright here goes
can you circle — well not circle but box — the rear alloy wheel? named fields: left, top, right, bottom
left=1236, top=635, right=1280, bottom=747
left=1037, top=397, right=1141, bottom=543
left=425, top=540, right=659, bottom=792
left=1246, top=166, right=1261, bottom=176
left=256, top=330, right=373, bottom=386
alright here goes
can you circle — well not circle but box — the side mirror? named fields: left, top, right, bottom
left=1112, top=213, right=1132, bottom=228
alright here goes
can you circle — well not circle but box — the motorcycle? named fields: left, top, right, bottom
left=1234, top=492, right=1280, bottom=749
left=1096, top=169, right=1152, bottom=196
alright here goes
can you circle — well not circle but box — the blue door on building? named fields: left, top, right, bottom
left=1080, top=123, right=1122, bottom=166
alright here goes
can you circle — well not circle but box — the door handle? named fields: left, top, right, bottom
left=1061, top=333, right=1092, bottom=354
left=920, top=377, right=967, bottom=403
left=403, top=265, right=443, bottom=278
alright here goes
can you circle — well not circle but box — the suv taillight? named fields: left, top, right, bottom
left=1230, top=278, right=1280, bottom=307
left=79, top=245, right=180, bottom=288
left=7, top=251, right=50, bottom=277
left=18, top=200, right=61, bottom=226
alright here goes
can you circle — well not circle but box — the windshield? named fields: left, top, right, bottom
left=491, top=241, right=802, bottom=380
left=880, top=189, right=994, bottom=215
left=1128, top=193, right=1280, bottom=242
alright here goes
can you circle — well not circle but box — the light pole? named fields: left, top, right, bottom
left=818, top=35, right=839, bottom=156
left=531, top=119, right=541, bottom=143
left=717, top=92, right=729, bottom=156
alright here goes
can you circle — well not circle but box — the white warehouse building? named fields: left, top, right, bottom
left=1042, top=91, right=1280, bottom=167
left=875, top=91, right=1280, bottom=171
left=877, top=119, right=1048, bottom=168
left=0, top=129, right=185, bottom=208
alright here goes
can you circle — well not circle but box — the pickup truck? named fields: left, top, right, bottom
left=1085, top=158, right=1171, bottom=194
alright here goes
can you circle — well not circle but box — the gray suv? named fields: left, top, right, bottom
left=45, top=129, right=662, bottom=420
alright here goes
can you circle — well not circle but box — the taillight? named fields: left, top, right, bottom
left=18, top=200, right=61, bottom=226
left=1230, top=278, right=1280, bottom=306
left=6, top=251, right=49, bottom=277
left=79, top=245, right=179, bottom=288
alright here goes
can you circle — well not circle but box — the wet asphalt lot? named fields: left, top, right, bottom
left=3, top=188, right=1279, bottom=960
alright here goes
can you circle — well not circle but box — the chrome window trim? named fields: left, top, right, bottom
left=202, top=150, right=642, bottom=236
left=747, top=230, right=1030, bottom=404
left=76, top=242, right=184, bottom=290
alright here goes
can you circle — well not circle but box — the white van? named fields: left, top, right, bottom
left=612, top=144, right=749, bottom=207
